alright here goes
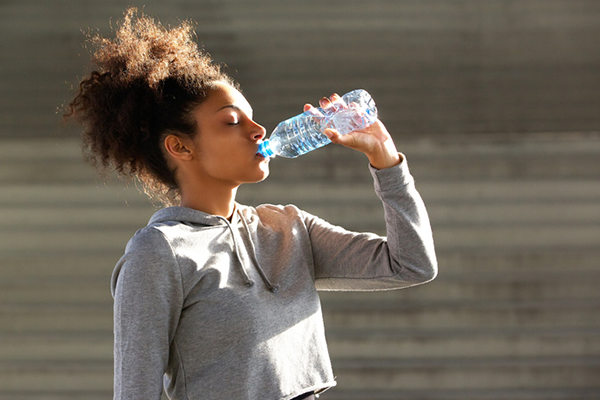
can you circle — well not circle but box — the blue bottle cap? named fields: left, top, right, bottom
left=257, top=141, right=274, bottom=158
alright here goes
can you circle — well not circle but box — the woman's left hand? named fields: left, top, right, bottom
left=303, top=93, right=402, bottom=170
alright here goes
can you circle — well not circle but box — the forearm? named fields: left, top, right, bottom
left=373, top=159, right=438, bottom=284
left=311, top=157, right=437, bottom=290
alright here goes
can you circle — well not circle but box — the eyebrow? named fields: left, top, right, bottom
left=217, top=105, right=242, bottom=112
left=217, top=104, right=253, bottom=117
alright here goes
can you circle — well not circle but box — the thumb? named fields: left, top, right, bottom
left=324, top=128, right=341, bottom=142
left=324, top=128, right=361, bottom=150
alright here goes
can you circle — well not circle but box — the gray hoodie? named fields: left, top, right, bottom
left=111, top=158, right=437, bottom=400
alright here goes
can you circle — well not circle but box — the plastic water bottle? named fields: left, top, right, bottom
left=257, top=89, right=377, bottom=158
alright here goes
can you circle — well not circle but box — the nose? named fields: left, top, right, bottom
left=250, top=120, right=266, bottom=141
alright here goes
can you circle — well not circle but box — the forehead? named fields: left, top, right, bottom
left=205, top=82, right=252, bottom=115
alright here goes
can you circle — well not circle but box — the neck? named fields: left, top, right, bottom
left=179, top=183, right=238, bottom=220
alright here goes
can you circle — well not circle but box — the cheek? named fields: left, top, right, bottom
left=195, top=135, right=230, bottom=164
left=198, top=147, right=242, bottom=178
left=200, top=151, right=232, bottom=174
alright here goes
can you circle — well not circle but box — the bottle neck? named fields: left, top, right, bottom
left=257, top=140, right=274, bottom=158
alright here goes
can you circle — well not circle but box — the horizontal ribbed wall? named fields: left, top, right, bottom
left=1, top=0, right=600, bottom=138
left=1, top=1, right=600, bottom=399
left=1, top=132, right=600, bottom=399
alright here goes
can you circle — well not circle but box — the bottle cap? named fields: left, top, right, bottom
left=257, top=141, right=274, bottom=158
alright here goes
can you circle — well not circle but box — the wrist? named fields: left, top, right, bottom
left=367, top=138, right=402, bottom=169
left=368, top=151, right=402, bottom=170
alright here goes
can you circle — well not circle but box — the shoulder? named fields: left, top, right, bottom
left=240, top=203, right=308, bottom=224
left=237, top=204, right=319, bottom=238
left=125, top=223, right=176, bottom=254
left=257, top=203, right=303, bottom=216
left=117, top=224, right=182, bottom=279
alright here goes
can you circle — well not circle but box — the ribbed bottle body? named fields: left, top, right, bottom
left=257, top=89, right=377, bottom=159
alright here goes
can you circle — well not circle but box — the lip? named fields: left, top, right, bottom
left=255, top=143, right=266, bottom=158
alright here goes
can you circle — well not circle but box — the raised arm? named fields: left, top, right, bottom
left=303, top=94, right=437, bottom=291
left=306, top=157, right=437, bottom=291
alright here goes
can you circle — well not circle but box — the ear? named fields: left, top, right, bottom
left=164, top=134, right=194, bottom=161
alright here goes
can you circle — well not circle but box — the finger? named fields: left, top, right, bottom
left=329, top=93, right=347, bottom=110
left=320, top=93, right=346, bottom=112
left=323, top=128, right=341, bottom=141
left=319, top=96, right=332, bottom=109
left=304, top=103, right=325, bottom=117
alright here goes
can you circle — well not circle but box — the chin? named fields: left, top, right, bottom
left=256, top=169, right=270, bottom=183
left=257, top=162, right=270, bottom=182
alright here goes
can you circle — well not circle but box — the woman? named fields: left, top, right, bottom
left=66, top=8, right=437, bottom=400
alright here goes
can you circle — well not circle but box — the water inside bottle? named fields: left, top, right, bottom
left=274, top=113, right=331, bottom=158
left=258, top=89, right=377, bottom=159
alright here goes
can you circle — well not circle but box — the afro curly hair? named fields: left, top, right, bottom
left=66, top=7, right=236, bottom=206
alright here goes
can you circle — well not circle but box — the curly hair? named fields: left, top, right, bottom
left=65, top=7, right=235, bottom=206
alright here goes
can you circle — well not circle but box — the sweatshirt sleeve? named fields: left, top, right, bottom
left=110, top=227, right=184, bottom=400
left=306, top=156, right=438, bottom=291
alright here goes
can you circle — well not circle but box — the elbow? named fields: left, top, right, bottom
left=420, top=262, right=438, bottom=283
left=416, top=240, right=438, bottom=284
left=393, top=258, right=438, bottom=286
left=411, top=257, right=438, bottom=285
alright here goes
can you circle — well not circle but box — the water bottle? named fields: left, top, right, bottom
left=257, top=89, right=377, bottom=159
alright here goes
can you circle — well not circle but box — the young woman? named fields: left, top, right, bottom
left=66, top=8, right=437, bottom=400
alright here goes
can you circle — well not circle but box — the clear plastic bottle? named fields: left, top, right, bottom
left=257, top=89, right=377, bottom=158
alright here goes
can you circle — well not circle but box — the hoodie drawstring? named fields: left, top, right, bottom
left=216, top=212, right=279, bottom=293
left=215, top=215, right=255, bottom=288
left=238, top=210, right=280, bottom=293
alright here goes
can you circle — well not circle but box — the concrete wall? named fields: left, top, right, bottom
left=1, top=2, right=600, bottom=399
left=1, top=0, right=600, bottom=138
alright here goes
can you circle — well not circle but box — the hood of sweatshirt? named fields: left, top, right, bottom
left=147, top=205, right=280, bottom=293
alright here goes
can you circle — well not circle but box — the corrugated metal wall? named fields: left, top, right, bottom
left=1, top=0, right=600, bottom=138
left=1, top=1, right=600, bottom=399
